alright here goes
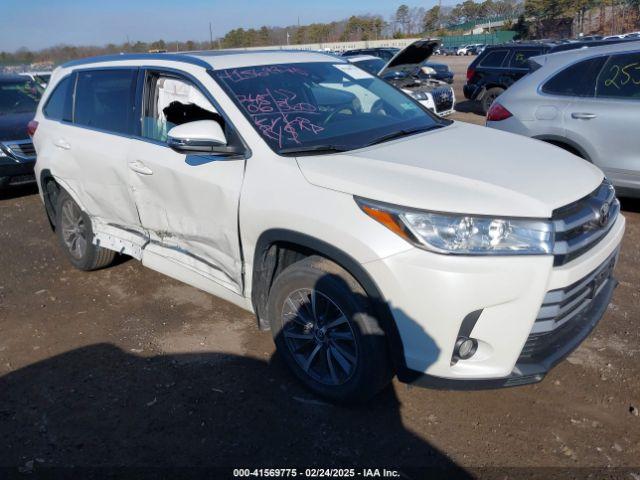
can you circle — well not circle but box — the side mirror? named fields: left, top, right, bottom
left=167, top=120, right=242, bottom=156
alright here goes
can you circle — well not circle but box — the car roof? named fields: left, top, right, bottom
left=61, top=50, right=344, bottom=71
left=539, top=39, right=640, bottom=63
left=345, top=55, right=382, bottom=63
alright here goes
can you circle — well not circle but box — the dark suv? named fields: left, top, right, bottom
left=464, top=39, right=634, bottom=113
left=0, top=75, right=42, bottom=188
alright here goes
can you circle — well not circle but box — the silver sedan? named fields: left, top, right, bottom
left=486, top=40, right=640, bottom=197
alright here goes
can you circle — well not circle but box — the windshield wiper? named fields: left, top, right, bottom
left=364, top=125, right=441, bottom=148
left=279, top=144, right=352, bottom=156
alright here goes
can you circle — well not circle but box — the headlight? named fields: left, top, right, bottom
left=356, top=197, right=554, bottom=255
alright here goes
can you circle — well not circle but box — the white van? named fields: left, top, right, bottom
left=31, top=50, right=624, bottom=402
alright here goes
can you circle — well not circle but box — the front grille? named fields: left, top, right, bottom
left=2, top=140, right=36, bottom=161
left=519, top=250, right=618, bottom=361
left=432, top=87, right=454, bottom=113
left=552, top=180, right=619, bottom=266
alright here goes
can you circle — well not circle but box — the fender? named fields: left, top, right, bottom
left=251, top=229, right=411, bottom=376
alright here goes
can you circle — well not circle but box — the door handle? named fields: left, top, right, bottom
left=53, top=139, right=71, bottom=150
left=571, top=112, right=597, bottom=120
left=128, top=161, right=153, bottom=175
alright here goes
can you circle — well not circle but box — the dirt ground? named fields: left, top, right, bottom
left=0, top=55, right=639, bottom=477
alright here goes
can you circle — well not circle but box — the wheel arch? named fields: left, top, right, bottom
left=39, top=169, right=61, bottom=231
left=251, top=229, right=409, bottom=376
left=534, top=135, right=592, bottom=162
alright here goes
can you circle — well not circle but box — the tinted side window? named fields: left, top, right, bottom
left=542, top=57, right=607, bottom=97
left=74, top=69, right=137, bottom=134
left=43, top=75, right=73, bottom=121
left=596, top=52, right=640, bottom=100
left=510, top=49, right=543, bottom=68
left=479, top=50, right=508, bottom=67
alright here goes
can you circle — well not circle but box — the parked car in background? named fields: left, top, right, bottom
left=435, top=46, right=458, bottom=56
left=464, top=38, right=635, bottom=113
left=342, top=47, right=400, bottom=62
left=32, top=49, right=624, bottom=402
left=468, top=44, right=486, bottom=55
left=345, top=40, right=456, bottom=116
left=20, top=71, right=52, bottom=89
left=457, top=45, right=474, bottom=56
left=486, top=41, right=640, bottom=197
left=0, top=74, right=42, bottom=188
left=424, top=62, right=454, bottom=83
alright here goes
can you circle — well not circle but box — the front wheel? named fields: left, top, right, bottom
left=55, top=189, right=115, bottom=271
left=268, top=256, right=392, bottom=403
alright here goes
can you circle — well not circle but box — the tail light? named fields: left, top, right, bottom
left=466, top=67, right=475, bottom=82
left=27, top=120, right=39, bottom=137
left=486, top=103, right=512, bottom=122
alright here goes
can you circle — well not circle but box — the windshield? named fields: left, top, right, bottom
left=0, top=79, right=43, bottom=115
left=352, top=58, right=386, bottom=75
left=211, top=62, right=443, bottom=154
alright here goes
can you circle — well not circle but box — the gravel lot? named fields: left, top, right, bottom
left=0, top=55, right=638, bottom=475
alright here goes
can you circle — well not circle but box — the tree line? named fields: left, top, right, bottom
left=2, top=0, right=639, bottom=67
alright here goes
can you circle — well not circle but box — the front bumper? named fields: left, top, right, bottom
left=0, top=157, right=36, bottom=187
left=363, top=214, right=625, bottom=388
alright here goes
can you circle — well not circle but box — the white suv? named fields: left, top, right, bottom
left=32, top=51, right=625, bottom=402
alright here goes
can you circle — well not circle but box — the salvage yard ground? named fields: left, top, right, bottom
left=0, top=56, right=638, bottom=473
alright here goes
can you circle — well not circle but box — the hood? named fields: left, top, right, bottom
left=378, top=39, right=440, bottom=77
left=0, top=112, right=34, bottom=141
left=296, top=122, right=604, bottom=218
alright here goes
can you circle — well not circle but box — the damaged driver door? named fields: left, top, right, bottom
left=127, top=69, right=246, bottom=295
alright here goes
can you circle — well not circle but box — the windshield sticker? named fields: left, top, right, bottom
left=333, top=64, right=374, bottom=80
left=216, top=65, right=309, bottom=83
left=237, top=88, right=324, bottom=147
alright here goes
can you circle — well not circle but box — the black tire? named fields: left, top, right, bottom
left=481, top=86, right=504, bottom=114
left=55, top=189, right=115, bottom=271
left=268, top=256, right=392, bottom=403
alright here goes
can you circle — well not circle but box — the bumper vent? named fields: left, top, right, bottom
left=552, top=180, right=619, bottom=266
left=520, top=250, right=618, bottom=362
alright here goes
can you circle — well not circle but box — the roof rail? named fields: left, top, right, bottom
left=61, top=53, right=211, bottom=69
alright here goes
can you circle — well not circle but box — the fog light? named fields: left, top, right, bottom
left=454, top=337, right=478, bottom=360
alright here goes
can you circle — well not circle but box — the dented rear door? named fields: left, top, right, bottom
left=63, top=68, right=143, bottom=233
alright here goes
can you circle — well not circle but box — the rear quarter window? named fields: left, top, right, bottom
left=74, top=69, right=137, bottom=135
left=542, top=56, right=607, bottom=97
left=43, top=75, right=74, bottom=121
left=479, top=50, right=509, bottom=67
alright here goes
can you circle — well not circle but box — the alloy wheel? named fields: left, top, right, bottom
left=281, top=288, right=358, bottom=386
left=60, top=199, right=88, bottom=260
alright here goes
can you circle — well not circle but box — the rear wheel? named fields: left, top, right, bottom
left=55, top=189, right=115, bottom=271
left=268, top=256, right=392, bottom=403
left=481, top=86, right=504, bottom=114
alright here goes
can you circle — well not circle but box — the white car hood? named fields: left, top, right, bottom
left=296, top=122, right=604, bottom=218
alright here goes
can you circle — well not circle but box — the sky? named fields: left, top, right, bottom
left=1, top=0, right=454, bottom=52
